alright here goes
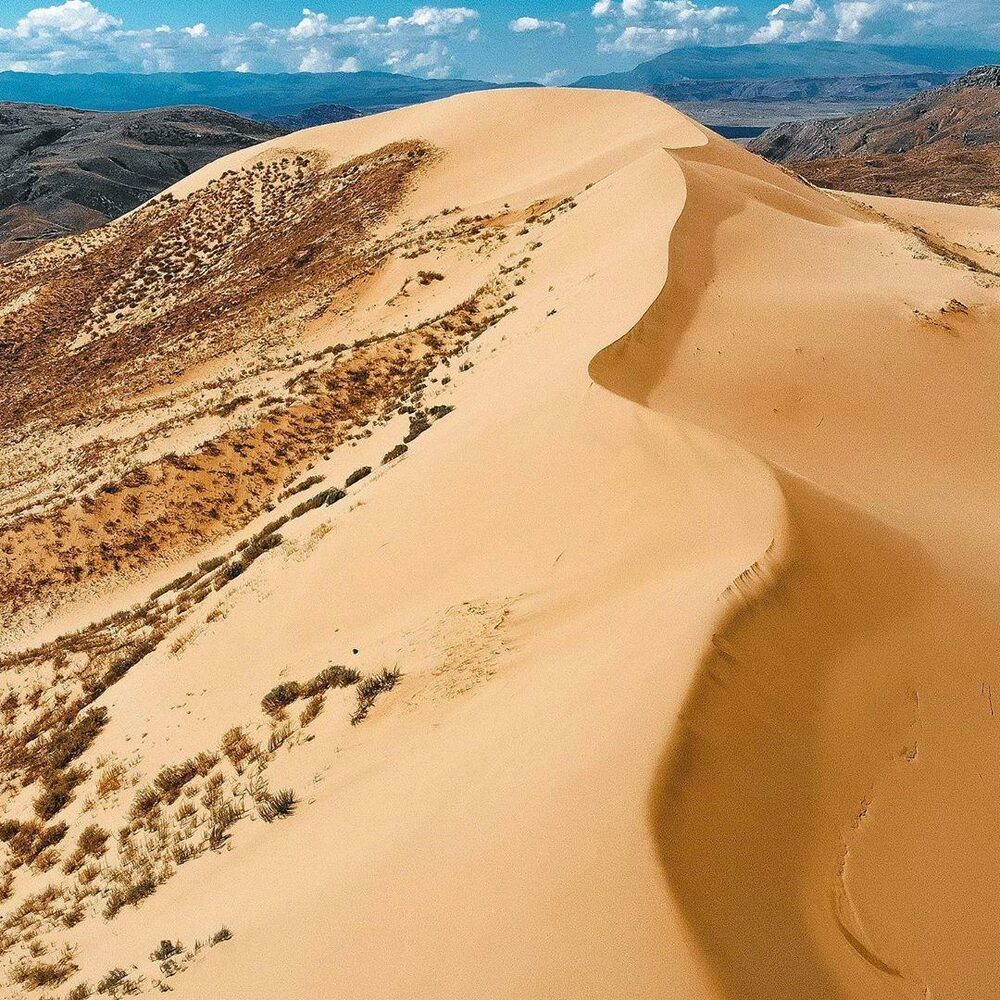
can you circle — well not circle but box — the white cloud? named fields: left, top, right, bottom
left=750, top=0, right=828, bottom=41
left=657, top=0, right=739, bottom=23
left=596, top=0, right=741, bottom=53
left=833, top=0, right=879, bottom=38
left=0, top=1, right=481, bottom=77
left=749, top=0, right=966, bottom=44
left=508, top=15, right=568, bottom=33
left=591, top=0, right=613, bottom=14
left=598, top=24, right=688, bottom=51
left=539, top=67, right=567, bottom=83
left=7, top=0, right=120, bottom=37
left=389, top=6, right=478, bottom=34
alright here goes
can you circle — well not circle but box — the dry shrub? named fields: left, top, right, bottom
left=351, top=668, right=401, bottom=725
left=299, top=695, right=324, bottom=726
left=11, top=945, right=77, bottom=989
left=221, top=727, right=256, bottom=771
left=258, top=789, right=295, bottom=823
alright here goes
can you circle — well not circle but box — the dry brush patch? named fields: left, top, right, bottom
left=0, top=140, right=580, bottom=989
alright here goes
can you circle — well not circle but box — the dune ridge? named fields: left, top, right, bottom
left=0, top=88, right=996, bottom=999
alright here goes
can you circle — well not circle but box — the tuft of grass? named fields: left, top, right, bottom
left=299, top=695, right=324, bottom=726
left=262, top=664, right=358, bottom=717
left=150, top=940, right=183, bottom=963
left=65, top=823, right=110, bottom=873
left=34, top=765, right=89, bottom=820
left=258, top=789, right=295, bottom=823
left=351, top=668, right=401, bottom=725
left=221, top=727, right=256, bottom=771
left=11, top=945, right=77, bottom=989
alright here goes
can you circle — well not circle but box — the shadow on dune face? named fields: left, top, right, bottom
left=650, top=476, right=937, bottom=1000
left=589, top=130, right=1000, bottom=999
left=588, top=137, right=858, bottom=407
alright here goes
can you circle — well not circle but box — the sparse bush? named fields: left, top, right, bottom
left=382, top=443, right=408, bottom=464
left=103, top=870, right=157, bottom=919
left=303, top=664, right=359, bottom=694
left=221, top=727, right=255, bottom=770
left=150, top=940, right=183, bottom=963
left=34, top=765, right=89, bottom=820
left=267, top=724, right=293, bottom=753
left=154, top=759, right=199, bottom=803
left=262, top=664, right=358, bottom=717
left=258, top=789, right=295, bottom=823
left=351, top=668, right=401, bottom=725
left=96, top=763, right=126, bottom=798
left=261, top=682, right=301, bottom=717
left=300, top=695, right=324, bottom=726
left=403, top=413, right=430, bottom=442
left=32, top=707, right=108, bottom=778
left=344, top=466, right=371, bottom=487
left=194, top=750, right=219, bottom=776
left=11, top=945, right=77, bottom=989
left=8, top=819, right=67, bottom=868
left=96, top=968, right=129, bottom=995
left=66, top=823, right=110, bottom=873
left=130, top=785, right=160, bottom=820
left=210, top=926, right=232, bottom=945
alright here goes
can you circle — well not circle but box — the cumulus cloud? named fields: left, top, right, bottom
left=539, top=67, right=567, bottom=83
left=0, top=0, right=481, bottom=77
left=834, top=0, right=884, bottom=39
left=595, top=0, right=740, bottom=53
left=508, top=15, right=567, bottom=33
left=8, top=0, right=120, bottom=37
left=749, top=0, right=977, bottom=44
left=750, top=0, right=828, bottom=42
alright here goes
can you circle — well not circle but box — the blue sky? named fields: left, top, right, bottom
left=0, top=0, right=993, bottom=83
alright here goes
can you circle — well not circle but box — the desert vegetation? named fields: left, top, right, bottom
left=0, top=107, right=578, bottom=994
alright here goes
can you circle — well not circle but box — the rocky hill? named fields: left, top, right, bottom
left=749, top=65, right=1000, bottom=204
left=0, top=70, right=523, bottom=118
left=266, top=104, right=364, bottom=130
left=0, top=103, right=283, bottom=260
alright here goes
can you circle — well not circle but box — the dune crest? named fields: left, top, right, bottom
left=0, top=88, right=996, bottom=999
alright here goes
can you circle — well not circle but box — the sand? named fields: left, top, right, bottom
left=0, top=88, right=997, bottom=1000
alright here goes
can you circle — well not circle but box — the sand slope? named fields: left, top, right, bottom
left=0, top=89, right=997, bottom=999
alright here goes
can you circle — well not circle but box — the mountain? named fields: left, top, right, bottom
left=0, top=88, right=997, bottom=1000
left=643, top=71, right=954, bottom=104
left=748, top=65, right=1000, bottom=205
left=265, top=103, right=365, bottom=130
left=573, top=41, right=1000, bottom=88
left=0, top=103, right=284, bottom=260
left=0, top=70, right=523, bottom=118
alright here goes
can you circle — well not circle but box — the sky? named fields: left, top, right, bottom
left=0, top=0, right=993, bottom=84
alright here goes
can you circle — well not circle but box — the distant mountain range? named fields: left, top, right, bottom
left=0, top=104, right=282, bottom=259
left=748, top=65, right=1000, bottom=206
left=635, top=72, right=954, bottom=104
left=0, top=70, right=525, bottom=118
left=572, top=42, right=1000, bottom=89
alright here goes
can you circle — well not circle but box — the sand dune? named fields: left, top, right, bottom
left=0, top=88, right=996, bottom=999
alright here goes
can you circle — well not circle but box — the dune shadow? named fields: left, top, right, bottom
left=649, top=474, right=941, bottom=1000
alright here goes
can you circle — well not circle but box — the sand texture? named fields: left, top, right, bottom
left=0, top=88, right=997, bottom=999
